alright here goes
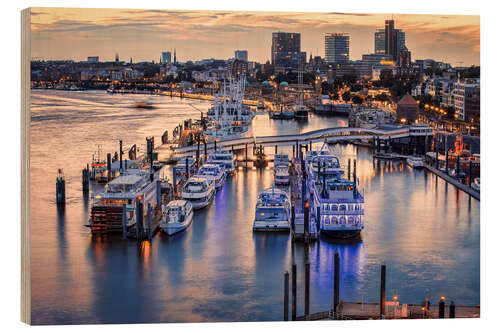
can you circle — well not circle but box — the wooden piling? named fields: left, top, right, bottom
left=316, top=206, right=321, bottom=232
left=156, top=180, right=161, bottom=208
left=245, top=143, right=248, bottom=169
left=185, top=157, right=189, bottom=179
left=82, top=168, right=89, bottom=194
left=469, top=160, right=473, bottom=186
left=334, top=251, right=340, bottom=314
left=305, top=262, right=310, bottom=316
left=204, top=139, right=207, bottom=162
left=304, top=201, right=310, bottom=242
left=284, top=271, right=289, bottom=321
left=380, top=264, right=386, bottom=318
left=275, top=145, right=278, bottom=155
left=147, top=204, right=152, bottom=240
left=119, top=139, right=123, bottom=171
left=56, top=169, right=66, bottom=206
left=292, top=263, right=297, bottom=321
left=107, top=153, right=112, bottom=182
left=353, top=159, right=357, bottom=182
left=439, top=298, right=445, bottom=318
left=309, top=140, right=312, bottom=151
left=449, top=301, right=455, bottom=318
left=122, top=204, right=127, bottom=239
left=347, top=159, right=351, bottom=181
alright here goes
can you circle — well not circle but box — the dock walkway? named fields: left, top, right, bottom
left=425, top=164, right=480, bottom=200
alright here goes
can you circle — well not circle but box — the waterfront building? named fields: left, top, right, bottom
left=161, top=51, right=172, bottom=64
left=234, top=50, right=248, bottom=62
left=325, top=33, right=350, bottom=64
left=452, top=78, right=480, bottom=121
left=87, top=56, right=99, bottom=63
left=271, top=32, right=302, bottom=69
left=396, top=94, right=419, bottom=124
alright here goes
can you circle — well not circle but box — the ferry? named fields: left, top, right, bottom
left=306, top=144, right=365, bottom=239
left=196, top=163, right=227, bottom=190
left=407, top=156, right=425, bottom=168
left=207, top=149, right=237, bottom=174
left=253, top=187, right=291, bottom=231
left=160, top=200, right=194, bottom=235
left=87, top=170, right=158, bottom=233
left=274, top=165, right=290, bottom=185
left=181, top=176, right=215, bottom=210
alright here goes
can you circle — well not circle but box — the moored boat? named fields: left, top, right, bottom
left=196, top=163, right=227, bottom=190
left=407, top=156, right=424, bottom=168
left=253, top=187, right=291, bottom=231
left=160, top=200, right=194, bottom=235
left=207, top=149, right=237, bottom=174
left=181, top=176, right=215, bottom=210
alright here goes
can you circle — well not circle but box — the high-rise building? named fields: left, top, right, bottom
left=174, top=49, right=177, bottom=64
left=325, top=33, right=350, bottom=64
left=271, top=32, right=301, bottom=69
left=161, top=51, right=172, bottom=64
left=115, top=53, right=119, bottom=62
left=234, top=50, right=248, bottom=62
left=374, top=29, right=386, bottom=54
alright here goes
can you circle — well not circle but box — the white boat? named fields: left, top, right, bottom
left=472, top=178, right=480, bottom=192
left=274, top=165, right=290, bottom=185
left=207, top=149, right=237, bottom=174
left=205, top=77, right=254, bottom=140
left=274, top=153, right=289, bottom=167
left=253, top=187, right=291, bottom=231
left=196, top=163, right=227, bottom=190
left=87, top=170, right=158, bottom=233
left=407, top=156, right=424, bottom=168
left=160, top=200, right=194, bottom=235
left=181, top=176, right=215, bottom=210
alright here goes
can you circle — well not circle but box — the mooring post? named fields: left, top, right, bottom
left=292, top=263, right=297, bottom=321
left=284, top=271, right=289, bottom=321
left=119, top=139, right=123, bottom=171
left=445, top=148, right=449, bottom=173
left=439, top=297, right=445, bottom=318
left=291, top=204, right=296, bottom=233
left=156, top=180, right=161, bottom=209
left=196, top=138, right=200, bottom=168
left=125, top=159, right=128, bottom=170
left=449, top=301, right=455, bottom=318
left=135, top=200, right=141, bottom=240
left=185, top=157, right=189, bottom=180
left=353, top=159, right=357, bottom=182
left=214, top=139, right=217, bottom=152
left=304, top=201, right=310, bottom=243
left=292, top=145, right=295, bottom=159
left=348, top=159, right=351, bottom=181
left=469, top=160, right=473, bottom=187
left=107, top=153, right=112, bottom=182
left=275, top=145, right=278, bottom=155
left=204, top=139, right=207, bottom=162
left=122, top=204, right=127, bottom=240
left=380, top=264, right=386, bottom=318
left=245, top=143, right=248, bottom=169
left=316, top=206, right=321, bottom=232
left=173, top=169, right=177, bottom=198
left=56, top=169, right=66, bottom=206
left=305, top=261, right=310, bottom=317
left=82, top=168, right=89, bottom=194
left=309, top=140, right=312, bottom=151
left=334, top=251, right=340, bottom=315
left=434, top=134, right=439, bottom=169
left=147, top=203, right=152, bottom=240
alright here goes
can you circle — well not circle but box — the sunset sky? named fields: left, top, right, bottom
left=30, top=8, right=480, bottom=66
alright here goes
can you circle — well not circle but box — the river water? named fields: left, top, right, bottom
left=30, top=90, right=480, bottom=324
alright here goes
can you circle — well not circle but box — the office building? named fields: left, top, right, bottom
left=235, top=50, right=248, bottom=62
left=377, top=20, right=406, bottom=62
left=271, top=32, right=302, bottom=69
left=87, top=56, right=99, bottom=63
left=161, top=51, right=172, bottom=64
left=375, top=29, right=386, bottom=54
left=325, top=33, right=350, bottom=63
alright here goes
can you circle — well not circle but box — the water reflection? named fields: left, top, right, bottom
left=29, top=90, right=480, bottom=324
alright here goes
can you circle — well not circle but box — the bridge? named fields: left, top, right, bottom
left=156, top=125, right=434, bottom=162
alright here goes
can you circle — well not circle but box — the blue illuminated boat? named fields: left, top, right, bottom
left=253, top=187, right=291, bottom=231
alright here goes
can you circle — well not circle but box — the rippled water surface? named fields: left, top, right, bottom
left=30, top=90, right=479, bottom=324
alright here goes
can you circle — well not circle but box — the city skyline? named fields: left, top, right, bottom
left=31, top=8, right=479, bottom=66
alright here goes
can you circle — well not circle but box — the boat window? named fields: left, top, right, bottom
left=331, top=204, right=338, bottom=211
left=339, top=216, right=346, bottom=224
left=331, top=217, right=338, bottom=224
left=339, top=205, right=346, bottom=211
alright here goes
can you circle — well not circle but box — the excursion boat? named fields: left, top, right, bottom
left=274, top=165, right=290, bottom=185
left=407, top=156, right=424, bottom=168
left=196, top=163, right=227, bottom=190
left=253, top=187, right=291, bottom=231
left=205, top=78, right=254, bottom=140
left=274, top=153, right=289, bottom=167
left=87, top=170, right=158, bottom=233
left=181, top=176, right=215, bottom=210
left=306, top=143, right=365, bottom=239
left=207, top=149, right=237, bottom=174
left=160, top=200, right=194, bottom=235
left=89, top=145, right=108, bottom=183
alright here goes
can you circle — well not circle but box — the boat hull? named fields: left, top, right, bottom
left=161, top=215, right=193, bottom=235
left=253, top=220, right=290, bottom=231
left=321, top=229, right=361, bottom=239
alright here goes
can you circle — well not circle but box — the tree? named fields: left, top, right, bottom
left=352, top=95, right=363, bottom=104
left=342, top=91, right=351, bottom=102
left=331, top=92, right=339, bottom=101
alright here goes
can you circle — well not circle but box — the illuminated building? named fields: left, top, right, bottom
left=271, top=32, right=303, bottom=69
left=325, top=33, right=350, bottom=64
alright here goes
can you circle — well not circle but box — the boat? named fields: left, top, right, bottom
left=134, top=101, right=155, bottom=109
left=87, top=170, right=158, bottom=233
left=294, top=104, right=309, bottom=120
left=407, top=156, right=424, bottom=168
left=196, top=163, right=227, bottom=190
left=205, top=77, right=254, bottom=140
left=89, top=145, right=108, bottom=183
left=274, top=165, right=290, bottom=185
left=253, top=187, right=291, bottom=231
left=472, top=178, right=480, bottom=192
left=160, top=200, right=194, bottom=235
left=306, top=143, right=365, bottom=239
left=181, top=176, right=215, bottom=210
left=274, top=153, right=289, bottom=167
left=207, top=149, right=237, bottom=174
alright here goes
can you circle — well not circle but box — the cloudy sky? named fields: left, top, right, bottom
left=30, top=8, right=480, bottom=66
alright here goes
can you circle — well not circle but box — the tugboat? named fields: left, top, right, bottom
left=253, top=187, right=291, bottom=231
left=306, top=143, right=365, bottom=239
left=160, top=200, right=194, bottom=235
